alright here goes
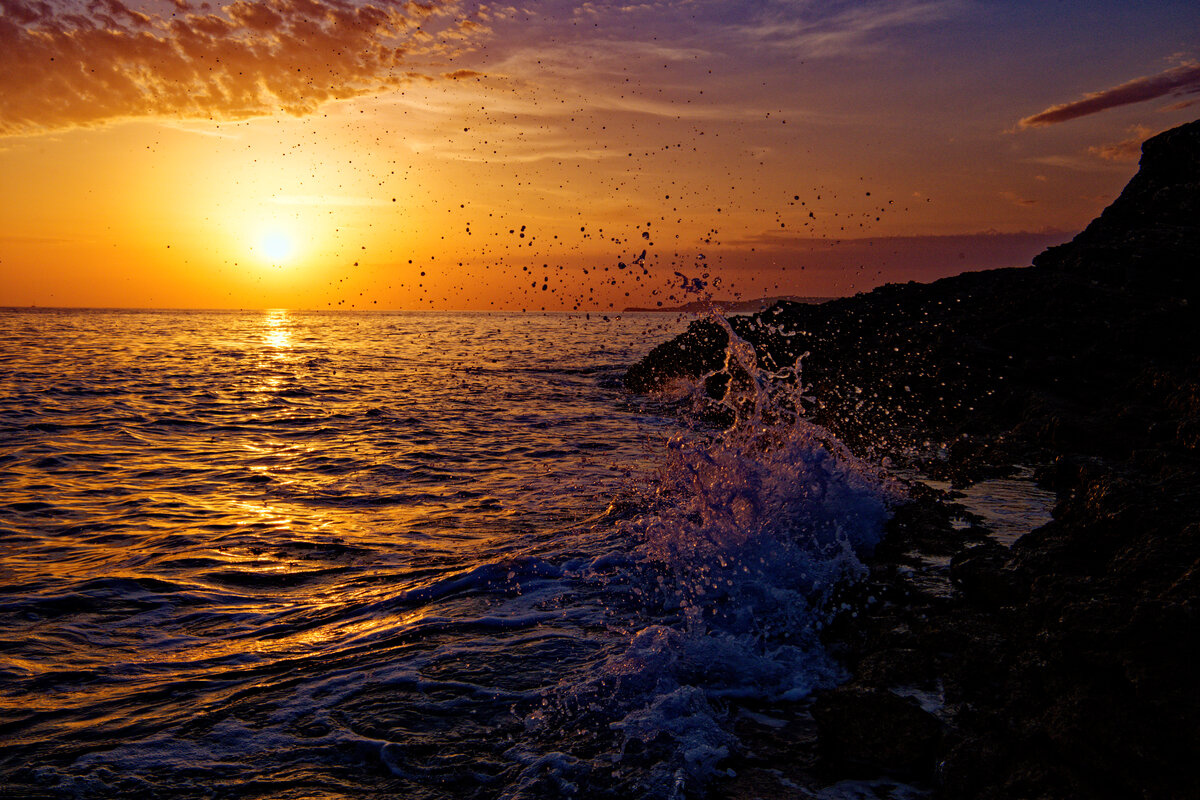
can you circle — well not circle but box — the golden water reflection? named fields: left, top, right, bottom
left=262, top=308, right=291, bottom=350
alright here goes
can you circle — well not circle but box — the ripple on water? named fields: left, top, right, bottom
left=0, top=309, right=917, bottom=798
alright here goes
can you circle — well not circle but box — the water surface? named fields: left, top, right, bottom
left=0, top=308, right=891, bottom=798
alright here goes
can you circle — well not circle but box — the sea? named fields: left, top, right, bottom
left=0, top=308, right=905, bottom=799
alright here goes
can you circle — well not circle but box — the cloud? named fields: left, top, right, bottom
left=701, top=230, right=1074, bottom=296
left=1087, top=124, right=1153, bottom=162
left=732, top=0, right=964, bottom=57
left=1024, top=154, right=1113, bottom=172
left=999, top=190, right=1036, bottom=207
left=0, top=233, right=75, bottom=244
left=1019, top=61, right=1200, bottom=128
left=0, top=0, right=492, bottom=136
left=155, top=120, right=243, bottom=138
left=726, top=229, right=1068, bottom=252
left=1160, top=97, right=1200, bottom=113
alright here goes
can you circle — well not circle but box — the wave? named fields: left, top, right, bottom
left=0, top=309, right=903, bottom=799
left=510, top=312, right=902, bottom=797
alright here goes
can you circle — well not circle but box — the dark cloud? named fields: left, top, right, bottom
left=1019, top=61, right=1200, bottom=128
left=0, top=0, right=489, bottom=136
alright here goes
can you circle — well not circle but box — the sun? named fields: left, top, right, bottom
left=258, top=229, right=296, bottom=264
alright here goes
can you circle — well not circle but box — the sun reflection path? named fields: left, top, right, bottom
left=262, top=308, right=292, bottom=350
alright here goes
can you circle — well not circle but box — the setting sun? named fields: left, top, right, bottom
left=259, top=230, right=296, bottom=265
left=1, top=1, right=1199, bottom=797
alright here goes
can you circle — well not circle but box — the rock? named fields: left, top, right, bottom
left=810, top=686, right=941, bottom=778
left=1033, top=119, right=1200, bottom=294
left=949, top=541, right=1027, bottom=609
left=624, top=119, right=1200, bottom=474
left=627, top=119, right=1200, bottom=799
left=622, top=316, right=728, bottom=395
left=852, top=647, right=934, bottom=687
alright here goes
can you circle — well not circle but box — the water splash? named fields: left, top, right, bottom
left=528, top=310, right=903, bottom=797
left=1, top=308, right=902, bottom=799
left=638, top=311, right=899, bottom=613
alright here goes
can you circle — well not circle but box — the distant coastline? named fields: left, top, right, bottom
left=623, top=295, right=836, bottom=313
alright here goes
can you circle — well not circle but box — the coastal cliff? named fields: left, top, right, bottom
left=627, top=121, right=1200, bottom=475
left=626, top=119, right=1200, bottom=799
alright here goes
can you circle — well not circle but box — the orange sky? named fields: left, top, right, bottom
left=2, top=1, right=1199, bottom=310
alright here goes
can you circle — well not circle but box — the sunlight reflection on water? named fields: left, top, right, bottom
left=920, top=469, right=1057, bottom=545
left=0, top=308, right=695, bottom=798
left=262, top=308, right=292, bottom=351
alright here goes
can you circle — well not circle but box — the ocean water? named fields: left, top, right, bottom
left=0, top=308, right=896, bottom=799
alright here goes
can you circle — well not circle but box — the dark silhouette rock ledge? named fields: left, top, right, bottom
left=627, top=119, right=1200, bottom=800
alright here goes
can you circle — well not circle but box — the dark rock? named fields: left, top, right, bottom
left=1033, top=120, right=1200, bottom=295
left=626, top=120, right=1200, bottom=476
left=623, top=316, right=728, bottom=395
left=853, top=647, right=934, bottom=688
left=949, top=541, right=1027, bottom=609
left=664, top=119, right=1200, bottom=799
left=811, top=687, right=941, bottom=778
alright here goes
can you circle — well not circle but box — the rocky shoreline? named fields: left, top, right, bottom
left=625, top=120, right=1200, bottom=799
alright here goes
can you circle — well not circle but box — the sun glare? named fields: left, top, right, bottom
left=259, top=230, right=296, bottom=264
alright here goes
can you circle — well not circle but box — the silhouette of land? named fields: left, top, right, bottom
left=629, top=119, right=1200, bottom=799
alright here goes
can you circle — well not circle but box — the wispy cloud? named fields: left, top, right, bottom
left=0, top=0, right=492, bottom=136
left=155, top=121, right=243, bottom=139
left=1160, top=98, right=1200, bottom=112
left=999, top=190, right=1036, bottom=207
left=1024, top=154, right=1126, bottom=172
left=1019, top=61, right=1200, bottom=128
left=483, top=40, right=834, bottom=125
left=733, top=0, right=965, bottom=56
left=1086, top=124, right=1153, bottom=162
left=728, top=230, right=1069, bottom=249
left=0, top=233, right=75, bottom=244
left=406, top=141, right=617, bottom=164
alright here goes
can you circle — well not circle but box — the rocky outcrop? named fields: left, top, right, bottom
left=1035, top=119, right=1200, bottom=292
left=625, top=119, right=1200, bottom=800
left=810, top=687, right=942, bottom=778
left=626, top=119, right=1200, bottom=480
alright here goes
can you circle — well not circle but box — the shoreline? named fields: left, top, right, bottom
left=627, top=119, right=1200, bottom=798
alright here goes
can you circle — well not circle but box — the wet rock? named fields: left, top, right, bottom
left=852, top=647, right=933, bottom=688
left=949, top=541, right=1027, bottom=609
left=655, top=120, right=1200, bottom=799
left=623, top=316, right=728, bottom=395
left=811, top=686, right=941, bottom=778
left=874, top=491, right=974, bottom=560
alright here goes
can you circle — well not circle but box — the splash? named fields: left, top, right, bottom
left=640, top=313, right=897, bottom=583
left=528, top=310, right=903, bottom=797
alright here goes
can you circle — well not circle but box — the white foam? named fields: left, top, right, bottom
left=537, top=311, right=901, bottom=793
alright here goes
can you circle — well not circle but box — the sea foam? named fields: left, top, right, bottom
left=524, top=312, right=902, bottom=797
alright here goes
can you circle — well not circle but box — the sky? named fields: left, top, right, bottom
left=1, top=0, right=1198, bottom=311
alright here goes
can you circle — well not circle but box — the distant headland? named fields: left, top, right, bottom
left=623, top=295, right=836, bottom=313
